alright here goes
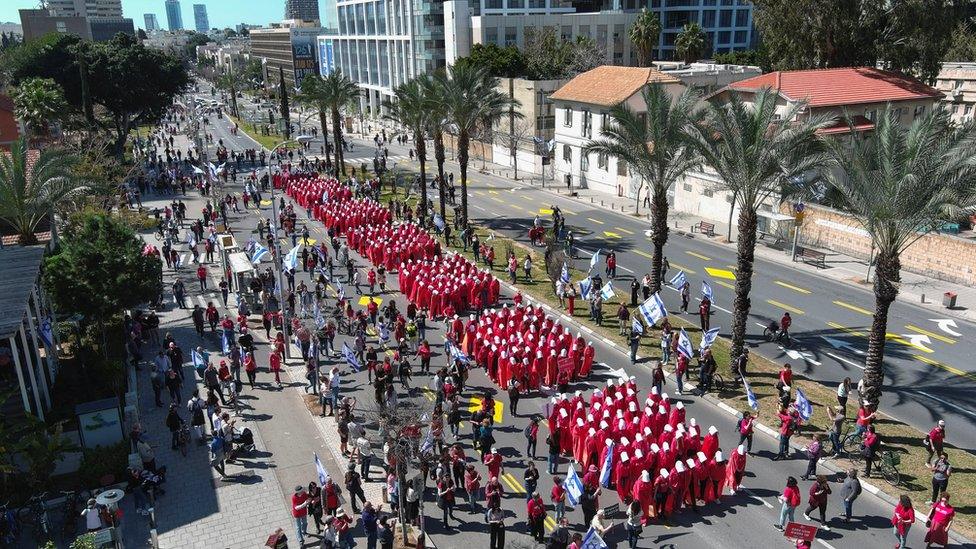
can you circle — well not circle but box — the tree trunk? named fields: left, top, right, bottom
left=458, top=130, right=470, bottom=226
left=396, top=461, right=409, bottom=544
left=331, top=107, right=344, bottom=174
left=648, top=187, right=669, bottom=294
left=863, top=251, right=900, bottom=404
left=230, top=86, right=239, bottom=118
left=416, top=130, right=428, bottom=224
left=434, top=131, right=447, bottom=221
left=512, top=149, right=519, bottom=181
left=317, top=109, right=330, bottom=166
left=729, top=208, right=758, bottom=361
left=633, top=181, right=643, bottom=216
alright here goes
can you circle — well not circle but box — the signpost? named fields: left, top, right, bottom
left=784, top=521, right=818, bottom=542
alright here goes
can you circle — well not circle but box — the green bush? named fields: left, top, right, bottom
left=77, top=439, right=129, bottom=489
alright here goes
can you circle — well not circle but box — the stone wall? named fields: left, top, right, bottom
left=793, top=203, right=976, bottom=286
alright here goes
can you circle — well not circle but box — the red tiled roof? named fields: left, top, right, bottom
left=550, top=66, right=682, bottom=107
left=818, top=115, right=876, bottom=135
left=727, top=67, right=943, bottom=108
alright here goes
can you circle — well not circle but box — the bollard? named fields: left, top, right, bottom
left=921, top=293, right=925, bottom=303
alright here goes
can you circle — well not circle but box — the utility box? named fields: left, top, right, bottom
left=943, top=292, right=957, bottom=308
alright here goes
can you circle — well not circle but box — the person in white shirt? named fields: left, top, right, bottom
left=81, top=499, right=103, bottom=532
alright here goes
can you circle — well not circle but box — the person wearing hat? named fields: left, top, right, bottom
left=925, top=420, right=947, bottom=465
left=81, top=498, right=104, bottom=532
left=291, top=485, right=310, bottom=546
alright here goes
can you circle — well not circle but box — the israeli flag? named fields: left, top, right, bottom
left=638, top=293, right=668, bottom=326
left=433, top=214, right=445, bottom=231
left=251, top=243, right=270, bottom=264
left=314, top=301, right=325, bottom=329
left=744, top=380, right=760, bottom=411
left=795, top=388, right=813, bottom=421
left=701, top=280, right=713, bottom=300
left=631, top=317, right=644, bottom=335
left=579, top=278, right=593, bottom=300
left=599, top=281, right=615, bottom=301
left=221, top=331, right=231, bottom=355
left=589, top=249, right=601, bottom=271
left=420, top=430, right=434, bottom=455
left=699, top=327, right=720, bottom=351
left=564, top=465, right=584, bottom=506
left=581, top=526, right=608, bottom=549
left=599, top=440, right=614, bottom=488
left=191, top=349, right=207, bottom=370
left=343, top=342, right=361, bottom=372
left=677, top=328, right=694, bottom=358
left=39, top=316, right=54, bottom=348
left=314, top=452, right=330, bottom=485
left=560, top=262, right=570, bottom=284
left=283, top=244, right=301, bottom=272
left=669, top=270, right=687, bottom=289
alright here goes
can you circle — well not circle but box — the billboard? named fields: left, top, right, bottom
left=318, top=38, right=336, bottom=75
left=292, top=40, right=318, bottom=87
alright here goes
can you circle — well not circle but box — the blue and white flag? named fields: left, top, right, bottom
left=221, top=331, right=231, bottom=355
left=701, top=280, right=713, bottom=300
left=599, top=440, right=614, bottom=488
left=314, top=301, right=326, bottom=329
left=445, top=339, right=470, bottom=365
left=677, top=328, right=694, bottom=359
left=699, top=327, right=720, bottom=351
left=599, top=281, right=615, bottom=301
left=251, top=243, right=270, bottom=264
left=795, top=388, right=813, bottom=421
left=283, top=244, right=301, bottom=272
left=579, top=278, right=593, bottom=300
left=419, top=430, right=434, bottom=455
left=669, top=270, right=687, bottom=289
left=191, top=348, right=207, bottom=370
left=589, top=249, right=601, bottom=271
left=581, top=526, right=608, bottom=549
left=39, top=316, right=54, bottom=348
left=560, top=262, right=570, bottom=284
left=638, top=293, right=668, bottom=326
left=564, top=465, right=584, bottom=506
left=631, top=317, right=644, bottom=335
left=433, top=214, right=445, bottom=231
left=744, top=380, right=760, bottom=411
left=342, top=342, right=361, bottom=372
left=314, top=452, right=330, bottom=485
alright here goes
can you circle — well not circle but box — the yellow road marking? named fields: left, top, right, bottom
left=422, top=388, right=435, bottom=402
left=487, top=183, right=497, bottom=188
left=774, top=280, right=811, bottom=294
left=358, top=296, right=383, bottom=306
left=587, top=217, right=605, bottom=225
left=510, top=204, right=524, bottom=211
left=468, top=397, right=504, bottom=423
left=833, top=300, right=872, bottom=316
left=499, top=474, right=520, bottom=493
left=704, top=267, right=736, bottom=280
left=886, top=333, right=933, bottom=354
left=520, top=195, right=533, bottom=201
left=488, top=190, right=499, bottom=195
left=914, top=355, right=975, bottom=380
left=715, top=280, right=734, bottom=290
left=634, top=250, right=653, bottom=260
left=686, top=251, right=712, bottom=261
left=826, top=321, right=865, bottom=338
left=766, top=299, right=805, bottom=315
left=603, top=231, right=621, bottom=239
left=614, top=226, right=634, bottom=235
left=502, top=473, right=525, bottom=493
left=260, top=199, right=272, bottom=206
left=491, top=197, right=504, bottom=203
left=474, top=191, right=485, bottom=196
left=539, top=208, right=554, bottom=215
left=669, top=262, right=696, bottom=274
left=905, top=325, right=956, bottom=345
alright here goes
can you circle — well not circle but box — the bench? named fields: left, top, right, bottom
left=692, top=221, right=716, bottom=237
left=798, top=247, right=827, bottom=268
left=759, top=231, right=787, bottom=248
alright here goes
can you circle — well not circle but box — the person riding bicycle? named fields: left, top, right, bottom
left=780, top=312, right=792, bottom=341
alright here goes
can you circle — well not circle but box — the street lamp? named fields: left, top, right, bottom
left=268, top=135, right=314, bottom=361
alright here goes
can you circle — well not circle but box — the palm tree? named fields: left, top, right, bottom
left=384, top=79, right=431, bottom=223
left=442, top=63, right=517, bottom=226
left=584, top=85, right=703, bottom=294
left=686, top=88, right=831, bottom=362
left=629, top=8, right=662, bottom=67
left=0, top=138, right=87, bottom=245
left=12, top=77, right=68, bottom=140
left=675, top=23, right=708, bottom=64
left=297, top=74, right=332, bottom=171
left=320, top=70, right=361, bottom=174
left=215, top=67, right=246, bottom=118
left=824, top=107, right=976, bottom=403
left=422, top=72, right=450, bottom=221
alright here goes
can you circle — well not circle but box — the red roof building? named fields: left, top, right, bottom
left=0, top=94, right=20, bottom=150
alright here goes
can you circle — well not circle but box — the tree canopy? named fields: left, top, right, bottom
left=455, top=43, right=527, bottom=78
left=454, top=31, right=604, bottom=80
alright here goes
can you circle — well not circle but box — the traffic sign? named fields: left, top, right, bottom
left=784, top=522, right=818, bottom=541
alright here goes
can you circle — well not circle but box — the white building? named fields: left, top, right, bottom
left=654, top=61, right=761, bottom=96
left=143, top=30, right=191, bottom=54
left=934, top=62, right=976, bottom=125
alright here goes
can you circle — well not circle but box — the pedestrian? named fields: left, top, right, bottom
left=437, top=477, right=457, bottom=528
left=524, top=461, right=540, bottom=502
left=291, top=485, right=310, bottom=546
left=524, top=417, right=539, bottom=459
left=149, top=364, right=164, bottom=407
left=699, top=296, right=710, bottom=331
left=861, top=425, right=880, bottom=477
left=773, top=406, right=798, bottom=461
left=680, top=281, right=690, bottom=313
left=81, top=498, right=104, bottom=532
left=839, top=469, right=861, bottom=523
left=546, top=428, right=561, bottom=474
left=362, top=502, right=380, bottom=549
left=803, top=475, right=832, bottom=531
left=196, top=264, right=208, bottom=290
left=165, top=403, right=184, bottom=450
left=625, top=499, right=643, bottom=549
left=801, top=434, right=823, bottom=481
left=737, top=411, right=755, bottom=454
left=825, top=405, right=845, bottom=456
left=923, top=493, right=955, bottom=548
left=775, top=476, right=801, bottom=531
left=549, top=517, right=570, bottom=549
left=269, top=349, right=283, bottom=389
left=581, top=484, right=600, bottom=528
left=378, top=516, right=396, bottom=549
left=136, top=436, right=156, bottom=472
left=344, top=463, right=367, bottom=513
left=837, top=377, right=852, bottom=411
left=527, top=491, right=546, bottom=542
left=551, top=476, right=566, bottom=522
left=464, top=464, right=482, bottom=512
left=323, top=478, right=341, bottom=516
left=187, top=389, right=206, bottom=443
left=307, top=482, right=325, bottom=534
left=507, top=378, right=521, bottom=417
left=487, top=504, right=505, bottom=549
left=590, top=508, right=612, bottom=537
left=929, top=451, right=952, bottom=504
left=892, top=495, right=915, bottom=549
left=925, top=420, right=947, bottom=465
left=209, top=431, right=227, bottom=477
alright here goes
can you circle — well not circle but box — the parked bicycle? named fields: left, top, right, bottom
left=60, top=489, right=91, bottom=539
left=17, top=493, right=52, bottom=543
left=878, top=450, right=901, bottom=486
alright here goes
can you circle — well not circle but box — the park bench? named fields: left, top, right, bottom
left=798, top=247, right=827, bottom=268
left=692, top=221, right=716, bottom=237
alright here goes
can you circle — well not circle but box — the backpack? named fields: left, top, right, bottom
left=209, top=435, right=224, bottom=454
left=788, top=416, right=800, bottom=434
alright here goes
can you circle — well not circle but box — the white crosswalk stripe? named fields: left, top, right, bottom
left=197, top=295, right=207, bottom=308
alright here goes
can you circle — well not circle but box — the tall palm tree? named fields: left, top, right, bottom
left=687, top=88, right=831, bottom=362
left=629, top=8, right=662, bottom=67
left=422, top=72, right=450, bottom=221
left=384, top=79, right=431, bottom=223
left=675, top=23, right=708, bottom=64
left=215, top=67, right=246, bottom=118
left=320, top=70, right=360, bottom=174
left=0, top=138, right=87, bottom=245
left=824, top=107, right=976, bottom=403
left=296, top=74, right=332, bottom=171
left=584, top=85, right=703, bottom=294
left=442, top=63, right=517, bottom=226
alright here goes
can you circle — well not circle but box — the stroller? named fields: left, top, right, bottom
left=227, top=427, right=255, bottom=461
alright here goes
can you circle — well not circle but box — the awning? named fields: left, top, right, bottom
left=758, top=211, right=794, bottom=222
left=228, top=252, right=255, bottom=275
left=818, top=115, right=875, bottom=135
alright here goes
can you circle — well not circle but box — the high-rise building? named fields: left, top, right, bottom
left=193, top=4, right=209, bottom=32
left=250, top=21, right=324, bottom=89
left=285, top=0, right=321, bottom=23
left=144, top=13, right=160, bottom=31
left=45, top=0, right=124, bottom=18
left=165, top=0, right=183, bottom=31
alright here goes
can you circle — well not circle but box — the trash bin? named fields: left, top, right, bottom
left=943, top=292, right=957, bottom=308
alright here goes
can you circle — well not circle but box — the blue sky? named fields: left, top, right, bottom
left=0, top=0, right=322, bottom=30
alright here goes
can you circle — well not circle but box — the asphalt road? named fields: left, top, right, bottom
left=181, top=86, right=957, bottom=549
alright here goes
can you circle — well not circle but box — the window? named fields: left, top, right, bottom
left=579, top=25, right=590, bottom=39
left=582, top=110, right=592, bottom=138
left=377, top=1, right=387, bottom=34
left=735, top=9, right=749, bottom=27
left=966, top=105, right=973, bottom=115
left=581, top=152, right=589, bottom=172
left=617, top=160, right=627, bottom=176
left=703, top=188, right=714, bottom=198
left=561, top=25, right=572, bottom=42
left=601, top=112, right=609, bottom=132
left=955, top=79, right=964, bottom=89
left=720, top=10, right=733, bottom=27
left=563, top=144, right=572, bottom=162
left=717, top=31, right=731, bottom=44
left=485, top=27, right=499, bottom=44
left=683, top=182, right=693, bottom=192
left=598, top=152, right=608, bottom=170
left=366, top=2, right=375, bottom=34
left=505, top=26, right=517, bottom=45
left=914, top=105, right=926, bottom=118
left=734, top=30, right=747, bottom=44
left=563, top=107, right=573, bottom=127
left=597, top=25, right=608, bottom=46
left=865, top=109, right=876, bottom=121
left=509, top=0, right=525, bottom=8
left=702, top=10, right=716, bottom=27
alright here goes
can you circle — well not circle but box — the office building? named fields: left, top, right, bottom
left=20, top=7, right=134, bottom=42
left=647, top=0, right=755, bottom=59
left=285, top=0, right=321, bottom=23
left=250, top=21, right=324, bottom=88
left=165, top=0, right=184, bottom=31
left=87, top=16, right=135, bottom=40
left=935, top=62, right=976, bottom=125
left=193, top=4, right=209, bottom=32
left=45, top=0, right=123, bottom=18
left=144, top=13, right=160, bottom=31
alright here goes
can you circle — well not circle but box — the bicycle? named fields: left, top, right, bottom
left=60, top=489, right=91, bottom=539
left=878, top=450, right=901, bottom=486
left=0, top=500, right=20, bottom=546
left=843, top=430, right=865, bottom=459
left=762, top=321, right=791, bottom=346
left=17, top=493, right=52, bottom=544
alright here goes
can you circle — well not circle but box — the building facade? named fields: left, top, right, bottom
left=144, top=13, right=160, bottom=31
left=193, top=4, right=209, bottom=32
left=20, top=9, right=92, bottom=41
left=649, top=0, right=754, bottom=59
left=88, top=16, right=135, bottom=40
left=489, top=77, right=568, bottom=176
left=250, top=22, right=324, bottom=89
left=0, top=94, right=21, bottom=150
left=285, top=0, right=322, bottom=23
left=934, top=62, right=976, bottom=125
left=165, top=0, right=183, bottom=31
left=46, top=0, right=123, bottom=18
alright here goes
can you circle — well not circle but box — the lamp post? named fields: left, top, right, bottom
left=268, top=135, right=314, bottom=361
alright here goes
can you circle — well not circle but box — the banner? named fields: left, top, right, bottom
left=589, top=249, right=601, bottom=271
left=581, top=526, right=608, bottom=549
left=795, top=388, right=813, bottom=421
left=283, top=244, right=302, bottom=272
left=564, top=465, right=584, bottom=506
left=599, top=281, right=615, bottom=301
left=560, top=262, right=570, bottom=284
left=669, top=270, right=687, bottom=289
left=744, top=380, right=760, bottom=410
left=677, top=328, right=694, bottom=359
left=638, top=293, right=668, bottom=326
left=579, top=278, right=593, bottom=300
left=701, top=280, right=713, bottom=300
left=557, top=356, right=575, bottom=377
left=600, top=441, right=614, bottom=488
left=342, top=342, right=361, bottom=372
left=700, top=327, right=720, bottom=350
left=631, top=317, right=643, bottom=335
left=314, top=452, right=330, bottom=485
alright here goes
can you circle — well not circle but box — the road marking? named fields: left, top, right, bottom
left=520, top=195, right=533, bottom=201
left=817, top=539, right=840, bottom=549
left=491, top=197, right=504, bottom=203
left=488, top=190, right=499, bottom=195
left=929, top=318, right=962, bottom=337
left=825, top=351, right=864, bottom=369
left=685, top=251, right=712, bottom=261
left=704, top=267, right=736, bottom=280
left=833, top=300, right=872, bottom=316
left=917, top=391, right=976, bottom=418
left=914, top=355, right=973, bottom=379
left=668, top=262, right=696, bottom=274
left=741, top=488, right=773, bottom=509
left=774, top=280, right=811, bottom=294
left=766, top=299, right=805, bottom=315
left=634, top=250, right=653, bottom=260
left=562, top=208, right=576, bottom=215
left=502, top=473, right=525, bottom=494
left=587, top=217, right=605, bottom=225
left=888, top=333, right=933, bottom=353
left=487, top=183, right=497, bottom=189
left=715, top=280, right=734, bottom=290
left=539, top=208, right=553, bottom=215
left=197, top=296, right=207, bottom=308
left=603, top=231, right=621, bottom=239
left=510, top=204, right=524, bottom=211
left=614, top=226, right=634, bottom=235
left=474, top=191, right=485, bottom=196
left=468, top=397, right=504, bottom=423
left=826, top=321, right=865, bottom=338
left=726, top=265, right=737, bottom=270
left=905, top=324, right=955, bottom=345
left=499, top=474, right=520, bottom=493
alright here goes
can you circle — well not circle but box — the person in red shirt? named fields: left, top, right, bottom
left=737, top=411, right=756, bottom=453
left=484, top=448, right=503, bottom=479
left=291, top=485, right=310, bottom=545
left=333, top=509, right=353, bottom=546
left=776, top=476, right=801, bottom=530
left=418, top=340, right=432, bottom=374
left=803, top=475, right=832, bottom=530
left=925, top=420, right=947, bottom=465
left=773, top=406, right=797, bottom=461
left=464, top=465, right=482, bottom=511
left=527, top=492, right=547, bottom=542
left=779, top=363, right=793, bottom=387
left=699, top=297, right=711, bottom=331
left=780, top=312, right=792, bottom=342
left=551, top=477, right=567, bottom=522
left=196, top=265, right=208, bottom=291
left=854, top=404, right=877, bottom=437
left=269, top=350, right=283, bottom=388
